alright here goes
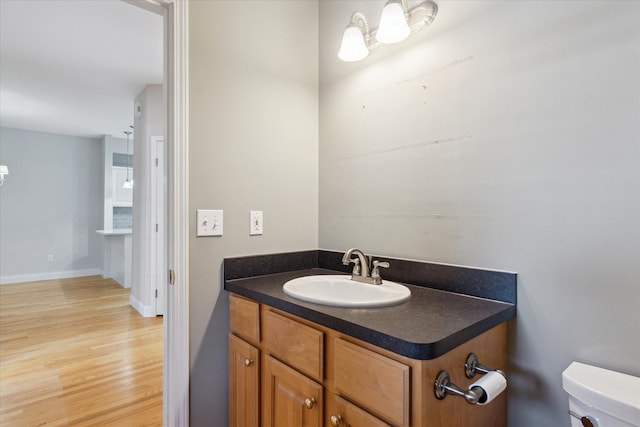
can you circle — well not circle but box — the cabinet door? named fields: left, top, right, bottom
left=229, top=334, right=259, bottom=427
left=262, top=354, right=322, bottom=427
left=326, top=394, right=390, bottom=427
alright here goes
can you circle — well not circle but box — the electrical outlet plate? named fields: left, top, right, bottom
left=250, top=211, right=263, bottom=235
left=196, top=209, right=223, bottom=236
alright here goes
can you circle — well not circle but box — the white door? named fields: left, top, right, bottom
left=151, top=136, right=166, bottom=315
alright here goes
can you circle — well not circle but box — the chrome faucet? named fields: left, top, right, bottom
left=342, top=248, right=371, bottom=278
left=342, top=248, right=390, bottom=285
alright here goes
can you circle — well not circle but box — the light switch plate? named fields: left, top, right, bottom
left=196, top=209, right=223, bottom=236
left=250, top=211, right=263, bottom=236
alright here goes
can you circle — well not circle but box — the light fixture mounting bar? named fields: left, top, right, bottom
left=350, top=11, right=370, bottom=40
left=407, top=0, right=438, bottom=33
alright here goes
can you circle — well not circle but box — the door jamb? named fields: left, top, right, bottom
left=124, top=1, right=190, bottom=425
left=163, top=2, right=189, bottom=426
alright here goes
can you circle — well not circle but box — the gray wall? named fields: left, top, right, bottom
left=0, top=127, right=103, bottom=283
left=319, top=1, right=639, bottom=426
left=188, top=1, right=319, bottom=424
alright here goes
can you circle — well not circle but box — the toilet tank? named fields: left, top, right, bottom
left=562, top=362, right=640, bottom=427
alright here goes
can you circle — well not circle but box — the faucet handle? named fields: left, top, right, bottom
left=349, top=257, right=361, bottom=276
left=372, top=260, right=390, bottom=269
left=371, top=260, right=390, bottom=285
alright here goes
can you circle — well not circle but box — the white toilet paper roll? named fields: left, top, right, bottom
left=470, top=371, right=507, bottom=405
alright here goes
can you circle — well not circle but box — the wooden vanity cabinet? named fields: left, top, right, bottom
left=228, top=293, right=507, bottom=427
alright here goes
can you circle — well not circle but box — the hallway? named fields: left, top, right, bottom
left=0, top=276, right=163, bottom=426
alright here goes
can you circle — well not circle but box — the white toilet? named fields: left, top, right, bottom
left=563, top=362, right=640, bottom=427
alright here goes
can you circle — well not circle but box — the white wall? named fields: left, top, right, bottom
left=189, top=0, right=319, bottom=423
left=318, top=1, right=640, bottom=426
left=131, top=84, right=164, bottom=316
left=0, top=127, right=103, bottom=283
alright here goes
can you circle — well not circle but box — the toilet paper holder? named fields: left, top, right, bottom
left=464, top=353, right=504, bottom=379
left=434, top=353, right=506, bottom=405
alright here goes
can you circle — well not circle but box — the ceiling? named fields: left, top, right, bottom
left=0, top=0, right=163, bottom=139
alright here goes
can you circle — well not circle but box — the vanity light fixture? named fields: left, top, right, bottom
left=376, top=0, right=411, bottom=44
left=0, top=165, right=8, bottom=186
left=338, top=12, right=371, bottom=62
left=338, top=0, right=438, bottom=62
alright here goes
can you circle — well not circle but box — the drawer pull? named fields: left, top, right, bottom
left=304, top=397, right=317, bottom=409
left=330, top=414, right=343, bottom=426
left=244, top=358, right=254, bottom=367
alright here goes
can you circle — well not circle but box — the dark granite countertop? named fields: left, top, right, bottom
left=224, top=262, right=516, bottom=360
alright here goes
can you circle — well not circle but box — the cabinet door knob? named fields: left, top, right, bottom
left=304, top=397, right=317, bottom=409
left=244, top=358, right=253, bottom=367
left=330, top=414, right=343, bottom=426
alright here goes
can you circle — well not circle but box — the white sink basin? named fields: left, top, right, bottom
left=282, top=275, right=411, bottom=308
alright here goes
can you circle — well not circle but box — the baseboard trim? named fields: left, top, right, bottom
left=129, top=293, right=156, bottom=317
left=0, top=269, right=104, bottom=285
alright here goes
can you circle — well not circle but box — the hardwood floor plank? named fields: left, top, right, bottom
left=0, top=277, right=163, bottom=426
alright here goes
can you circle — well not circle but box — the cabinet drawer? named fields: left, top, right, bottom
left=262, top=310, right=323, bottom=382
left=327, top=394, right=390, bottom=427
left=333, top=338, right=410, bottom=427
left=230, top=294, right=260, bottom=344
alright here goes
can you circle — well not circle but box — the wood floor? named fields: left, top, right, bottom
left=0, top=276, right=163, bottom=426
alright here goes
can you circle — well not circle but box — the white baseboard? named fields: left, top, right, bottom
left=129, top=293, right=156, bottom=317
left=0, top=269, right=104, bottom=285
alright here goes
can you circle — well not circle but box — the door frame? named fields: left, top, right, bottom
left=125, top=0, right=190, bottom=425
left=150, top=135, right=166, bottom=315
left=163, top=1, right=189, bottom=426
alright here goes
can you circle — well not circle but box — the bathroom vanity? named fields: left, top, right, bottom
left=224, top=250, right=516, bottom=427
